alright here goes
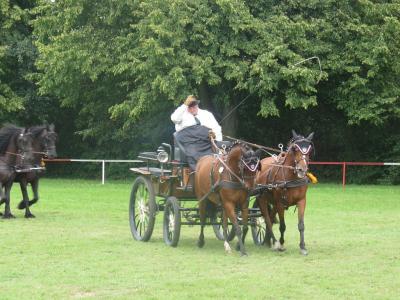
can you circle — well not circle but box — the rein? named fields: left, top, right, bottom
left=216, top=155, right=246, bottom=187
left=198, top=152, right=251, bottom=204
left=264, top=162, right=295, bottom=170
left=224, top=135, right=282, bottom=154
left=5, top=151, right=24, bottom=157
left=32, top=151, right=47, bottom=155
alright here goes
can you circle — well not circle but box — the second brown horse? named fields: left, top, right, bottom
left=256, top=130, right=314, bottom=255
left=195, top=142, right=261, bottom=256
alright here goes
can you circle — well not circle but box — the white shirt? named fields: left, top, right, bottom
left=171, top=104, right=222, bottom=141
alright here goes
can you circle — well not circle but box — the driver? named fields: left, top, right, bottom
left=171, top=95, right=222, bottom=141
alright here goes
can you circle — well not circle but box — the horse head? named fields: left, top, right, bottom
left=31, top=124, right=58, bottom=159
left=42, top=124, right=58, bottom=158
left=289, top=130, right=314, bottom=179
left=228, top=142, right=261, bottom=189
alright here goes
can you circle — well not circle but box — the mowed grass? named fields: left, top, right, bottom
left=1, top=179, right=399, bottom=299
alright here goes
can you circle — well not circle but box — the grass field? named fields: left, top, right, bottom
left=1, top=179, right=399, bottom=299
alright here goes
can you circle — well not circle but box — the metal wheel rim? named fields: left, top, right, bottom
left=134, top=182, right=150, bottom=237
left=167, top=206, right=175, bottom=240
left=253, top=216, right=266, bottom=244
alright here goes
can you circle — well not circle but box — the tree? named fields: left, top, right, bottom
left=33, top=0, right=321, bottom=141
left=31, top=0, right=400, bottom=182
left=0, top=0, right=27, bottom=117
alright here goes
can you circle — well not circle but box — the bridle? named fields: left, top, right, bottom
left=32, top=131, right=57, bottom=158
left=289, top=138, right=313, bottom=178
left=3, top=132, right=34, bottom=168
left=221, top=143, right=260, bottom=185
left=239, top=152, right=260, bottom=181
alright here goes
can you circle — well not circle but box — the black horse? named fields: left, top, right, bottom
left=15, top=124, right=57, bottom=218
left=0, top=125, right=34, bottom=218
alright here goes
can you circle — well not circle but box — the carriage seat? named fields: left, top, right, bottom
left=173, top=132, right=188, bottom=163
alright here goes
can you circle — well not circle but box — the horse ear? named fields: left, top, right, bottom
left=292, top=129, right=298, bottom=139
left=307, top=132, right=314, bottom=140
left=49, top=123, right=55, bottom=131
left=255, top=149, right=263, bottom=158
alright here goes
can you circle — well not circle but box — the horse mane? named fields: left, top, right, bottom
left=29, top=125, right=48, bottom=138
left=0, top=124, right=22, bottom=154
left=228, top=141, right=244, bottom=152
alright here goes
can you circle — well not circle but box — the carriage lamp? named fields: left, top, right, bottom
left=157, top=150, right=169, bottom=163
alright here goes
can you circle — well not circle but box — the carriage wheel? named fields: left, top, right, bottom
left=212, top=210, right=236, bottom=242
left=163, top=196, right=181, bottom=247
left=251, top=200, right=266, bottom=245
left=129, top=176, right=156, bottom=242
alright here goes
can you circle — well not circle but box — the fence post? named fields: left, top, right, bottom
left=342, top=162, right=346, bottom=189
left=102, top=160, right=105, bottom=185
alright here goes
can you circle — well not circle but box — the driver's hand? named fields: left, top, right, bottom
left=208, top=130, right=216, bottom=140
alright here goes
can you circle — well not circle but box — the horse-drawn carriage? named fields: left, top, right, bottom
left=128, top=135, right=267, bottom=248
left=129, top=129, right=315, bottom=255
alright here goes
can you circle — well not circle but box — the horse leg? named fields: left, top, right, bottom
left=18, top=178, right=39, bottom=209
left=197, top=200, right=206, bottom=248
left=222, top=210, right=232, bottom=253
left=224, top=202, right=246, bottom=256
left=257, top=196, right=279, bottom=250
left=277, top=207, right=286, bottom=251
left=29, top=178, right=39, bottom=206
left=19, top=178, right=35, bottom=218
left=236, top=201, right=249, bottom=253
left=265, top=203, right=277, bottom=247
left=0, top=183, right=5, bottom=206
left=297, top=199, right=308, bottom=255
left=0, top=184, right=3, bottom=215
left=2, top=181, right=15, bottom=219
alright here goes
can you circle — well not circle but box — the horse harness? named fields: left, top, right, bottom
left=198, top=153, right=259, bottom=204
left=255, top=149, right=310, bottom=209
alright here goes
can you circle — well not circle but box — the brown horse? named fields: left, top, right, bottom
left=195, top=142, right=261, bottom=256
left=255, top=130, right=314, bottom=255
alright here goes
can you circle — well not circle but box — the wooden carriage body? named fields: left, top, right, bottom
left=128, top=139, right=266, bottom=247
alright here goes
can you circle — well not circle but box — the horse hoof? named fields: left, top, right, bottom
left=240, top=252, right=248, bottom=257
left=29, top=199, right=38, bottom=207
left=300, top=248, right=308, bottom=256
left=224, top=241, right=232, bottom=253
left=18, top=200, right=26, bottom=209
left=25, top=213, right=36, bottom=218
left=197, top=240, right=205, bottom=248
left=272, top=241, right=281, bottom=251
left=2, top=214, right=16, bottom=219
left=235, top=243, right=241, bottom=252
left=278, top=246, right=286, bottom=252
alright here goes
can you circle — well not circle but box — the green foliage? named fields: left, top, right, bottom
left=0, top=0, right=27, bottom=115
left=33, top=0, right=321, bottom=128
left=0, top=0, right=398, bottom=183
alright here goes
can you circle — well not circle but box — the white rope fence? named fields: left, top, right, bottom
left=44, top=159, right=142, bottom=184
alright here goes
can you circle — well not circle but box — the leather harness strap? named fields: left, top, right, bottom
left=199, top=154, right=249, bottom=204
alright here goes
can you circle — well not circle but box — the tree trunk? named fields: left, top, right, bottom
left=221, top=102, right=238, bottom=138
